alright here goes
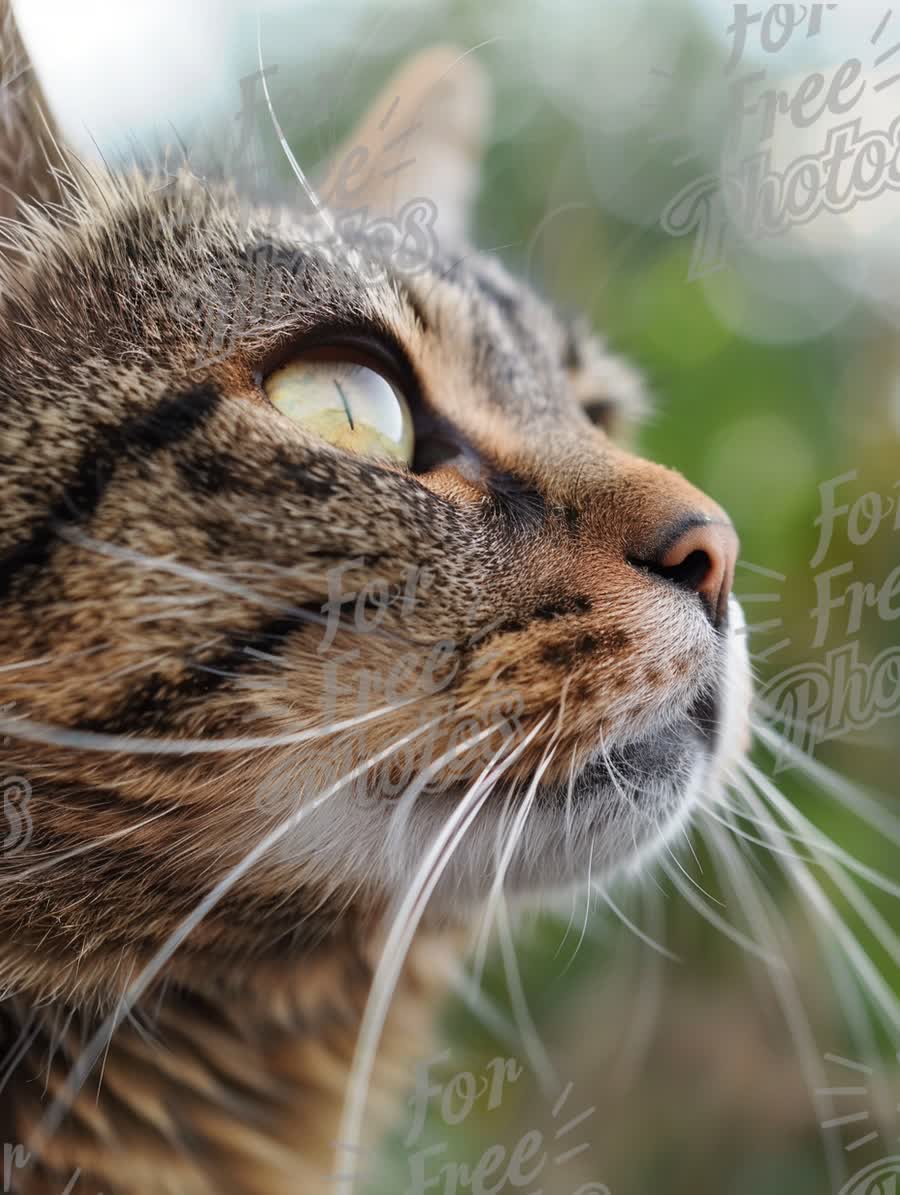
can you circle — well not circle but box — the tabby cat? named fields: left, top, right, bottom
left=0, top=3, right=751, bottom=1191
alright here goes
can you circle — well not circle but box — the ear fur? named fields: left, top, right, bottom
left=0, top=0, right=66, bottom=226
left=317, top=44, right=492, bottom=248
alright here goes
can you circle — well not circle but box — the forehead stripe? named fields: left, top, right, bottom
left=0, top=384, right=221, bottom=603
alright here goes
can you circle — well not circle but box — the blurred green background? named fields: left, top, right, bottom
left=32, top=0, right=900, bottom=1190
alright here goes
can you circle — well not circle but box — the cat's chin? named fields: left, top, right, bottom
left=288, top=602, right=752, bottom=920
left=414, top=598, right=753, bottom=915
left=414, top=722, right=707, bottom=917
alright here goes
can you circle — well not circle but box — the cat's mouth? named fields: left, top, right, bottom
left=413, top=716, right=707, bottom=916
left=292, top=602, right=751, bottom=918
left=415, top=599, right=752, bottom=911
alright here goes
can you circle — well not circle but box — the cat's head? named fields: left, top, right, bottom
left=0, top=28, right=751, bottom=1003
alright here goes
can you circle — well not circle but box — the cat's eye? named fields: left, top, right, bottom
left=263, top=351, right=414, bottom=465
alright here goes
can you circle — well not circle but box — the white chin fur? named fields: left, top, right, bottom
left=620, top=595, right=753, bottom=880
left=713, top=595, right=753, bottom=791
left=455, top=596, right=754, bottom=908
left=273, top=597, right=754, bottom=916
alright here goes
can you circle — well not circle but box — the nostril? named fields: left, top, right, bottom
left=650, top=548, right=713, bottom=594
left=631, top=516, right=739, bottom=628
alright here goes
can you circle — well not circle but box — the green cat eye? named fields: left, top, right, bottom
left=264, top=352, right=414, bottom=465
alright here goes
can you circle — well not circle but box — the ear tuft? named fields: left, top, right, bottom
left=0, top=0, right=66, bottom=226
left=319, top=44, right=492, bottom=248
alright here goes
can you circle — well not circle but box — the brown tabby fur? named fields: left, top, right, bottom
left=0, top=4, right=749, bottom=1191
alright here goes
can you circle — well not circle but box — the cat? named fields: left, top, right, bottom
left=0, top=2, right=751, bottom=1191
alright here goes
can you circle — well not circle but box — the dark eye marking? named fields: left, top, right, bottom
left=411, top=409, right=476, bottom=475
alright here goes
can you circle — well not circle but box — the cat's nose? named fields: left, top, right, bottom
left=634, top=517, right=739, bottom=628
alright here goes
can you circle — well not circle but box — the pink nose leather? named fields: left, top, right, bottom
left=657, top=520, right=739, bottom=626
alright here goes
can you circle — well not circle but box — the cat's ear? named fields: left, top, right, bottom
left=0, top=0, right=66, bottom=225
left=317, top=45, right=491, bottom=246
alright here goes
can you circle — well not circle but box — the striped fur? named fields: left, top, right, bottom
left=0, top=8, right=751, bottom=1192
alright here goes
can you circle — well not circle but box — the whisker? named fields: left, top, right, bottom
left=334, top=716, right=550, bottom=1195
left=739, top=764, right=900, bottom=1035
left=699, top=818, right=849, bottom=1189
left=27, top=714, right=446, bottom=1152
left=471, top=736, right=559, bottom=986
left=662, top=834, right=716, bottom=901
left=55, top=525, right=429, bottom=653
left=254, top=18, right=340, bottom=242
left=551, top=883, right=582, bottom=963
left=0, top=1014, right=40, bottom=1097
left=659, top=848, right=781, bottom=966
left=753, top=721, right=900, bottom=845
left=611, top=882, right=667, bottom=1083
left=0, top=690, right=426, bottom=757
left=442, top=962, right=519, bottom=1051
left=593, top=884, right=680, bottom=962
left=0, top=809, right=175, bottom=885
left=741, top=761, right=900, bottom=901
left=495, top=890, right=558, bottom=1095
left=726, top=783, right=898, bottom=1118
left=556, top=838, right=595, bottom=979
left=697, top=800, right=819, bottom=866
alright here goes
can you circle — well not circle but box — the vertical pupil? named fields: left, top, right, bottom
left=333, top=379, right=354, bottom=430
